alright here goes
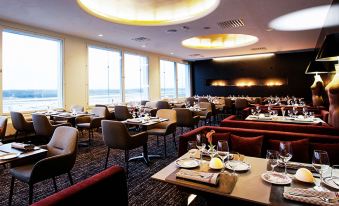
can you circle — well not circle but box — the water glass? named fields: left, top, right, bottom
left=312, top=150, right=330, bottom=191
left=331, top=165, right=339, bottom=180
left=266, top=150, right=279, bottom=173
left=279, top=141, right=293, bottom=175
left=281, top=108, right=286, bottom=118
left=196, top=134, right=206, bottom=162
left=217, top=140, right=229, bottom=171
left=187, top=141, right=197, bottom=159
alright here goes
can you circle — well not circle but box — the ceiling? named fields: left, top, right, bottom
left=0, top=0, right=334, bottom=60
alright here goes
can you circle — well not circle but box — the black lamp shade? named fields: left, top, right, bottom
left=305, top=60, right=337, bottom=74
left=316, top=33, right=339, bottom=61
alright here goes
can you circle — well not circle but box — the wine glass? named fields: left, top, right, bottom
left=279, top=141, right=293, bottom=175
left=312, top=150, right=330, bottom=191
left=228, top=160, right=239, bottom=176
left=293, top=107, right=298, bottom=117
left=132, top=112, right=136, bottom=119
left=287, top=110, right=293, bottom=118
left=256, top=105, right=261, bottom=114
left=281, top=108, right=286, bottom=118
left=187, top=141, right=197, bottom=159
left=251, top=108, right=256, bottom=116
left=302, top=107, right=308, bottom=118
left=266, top=150, right=279, bottom=173
left=196, top=134, right=206, bottom=163
left=217, top=140, right=229, bottom=172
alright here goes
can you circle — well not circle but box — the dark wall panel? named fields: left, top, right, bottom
left=191, top=51, right=318, bottom=101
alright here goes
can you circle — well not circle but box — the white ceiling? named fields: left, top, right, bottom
left=0, top=0, right=333, bottom=60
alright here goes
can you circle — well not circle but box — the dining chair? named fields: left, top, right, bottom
left=114, top=105, right=132, bottom=121
left=155, top=101, right=171, bottom=109
left=94, top=104, right=113, bottom=120
left=0, top=116, right=8, bottom=141
left=147, top=109, right=177, bottom=157
left=32, top=114, right=71, bottom=141
left=172, top=108, right=199, bottom=134
left=101, top=120, right=148, bottom=174
left=196, top=102, right=212, bottom=125
left=8, top=126, right=78, bottom=205
left=10, top=111, right=35, bottom=139
left=198, top=97, right=209, bottom=103
left=185, top=97, right=195, bottom=107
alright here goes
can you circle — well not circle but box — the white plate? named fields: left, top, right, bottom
left=225, top=161, right=251, bottom=172
left=261, top=171, right=292, bottom=185
left=175, top=158, right=200, bottom=169
left=322, top=177, right=339, bottom=190
left=0, top=153, right=20, bottom=160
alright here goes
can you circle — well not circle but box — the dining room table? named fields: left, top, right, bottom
left=152, top=152, right=339, bottom=205
left=245, top=115, right=327, bottom=126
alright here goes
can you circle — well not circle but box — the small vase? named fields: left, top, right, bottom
left=208, top=144, right=216, bottom=159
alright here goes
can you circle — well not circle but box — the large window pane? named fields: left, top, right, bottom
left=177, top=63, right=191, bottom=98
left=160, top=60, right=176, bottom=99
left=124, top=53, right=149, bottom=102
left=2, top=30, right=63, bottom=112
left=88, top=46, right=121, bottom=105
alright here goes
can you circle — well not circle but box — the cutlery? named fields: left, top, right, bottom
left=288, top=192, right=339, bottom=203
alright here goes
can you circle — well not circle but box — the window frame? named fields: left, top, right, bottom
left=1, top=29, right=64, bottom=114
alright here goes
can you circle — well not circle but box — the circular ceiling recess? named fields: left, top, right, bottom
left=182, top=34, right=258, bottom=50
left=77, top=0, right=220, bottom=26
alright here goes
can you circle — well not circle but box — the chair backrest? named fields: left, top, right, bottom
left=70, top=105, right=84, bottom=113
left=254, top=97, right=262, bottom=105
left=102, top=120, right=130, bottom=149
left=140, top=100, right=149, bottom=106
left=91, top=107, right=107, bottom=118
left=156, top=109, right=177, bottom=122
left=114, top=106, right=132, bottom=121
left=10, top=111, right=27, bottom=131
left=198, top=98, right=209, bottom=103
left=156, top=101, right=170, bottom=109
left=173, top=108, right=192, bottom=126
left=0, top=116, right=8, bottom=140
left=224, top=98, right=233, bottom=108
left=198, top=102, right=212, bottom=112
left=145, top=101, right=157, bottom=108
left=235, top=99, right=248, bottom=109
left=185, top=97, right=195, bottom=107
left=31, top=126, right=78, bottom=183
left=32, top=114, right=53, bottom=137
left=94, top=105, right=111, bottom=119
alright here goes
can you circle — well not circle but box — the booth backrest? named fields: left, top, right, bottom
left=179, top=126, right=339, bottom=164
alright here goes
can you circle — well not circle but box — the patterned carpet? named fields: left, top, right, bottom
left=0, top=129, right=208, bottom=206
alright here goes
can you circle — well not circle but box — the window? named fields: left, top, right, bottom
left=124, top=53, right=149, bottom=102
left=177, top=63, right=191, bottom=98
left=160, top=60, right=191, bottom=99
left=88, top=46, right=122, bottom=105
left=2, top=30, right=63, bottom=112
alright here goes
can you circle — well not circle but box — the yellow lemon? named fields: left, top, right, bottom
left=295, top=168, right=315, bottom=183
left=209, top=157, right=223, bottom=169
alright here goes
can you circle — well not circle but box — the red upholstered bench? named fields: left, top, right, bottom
left=178, top=126, right=339, bottom=164
left=220, top=115, right=339, bottom=136
left=31, top=166, right=128, bottom=206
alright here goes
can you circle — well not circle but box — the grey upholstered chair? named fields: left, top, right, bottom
left=32, top=114, right=71, bottom=140
left=224, top=98, right=233, bottom=114
left=76, top=107, right=106, bottom=145
left=101, top=120, right=148, bottom=174
left=196, top=102, right=212, bottom=125
left=9, top=126, right=78, bottom=205
left=185, top=97, right=195, bottom=107
left=114, top=105, right=132, bottom=121
left=140, top=100, right=149, bottom=106
left=0, top=116, right=8, bottom=141
left=147, top=109, right=177, bottom=157
left=95, top=104, right=113, bottom=120
left=235, top=98, right=248, bottom=116
left=10, top=111, right=35, bottom=139
left=155, top=101, right=170, bottom=109
left=173, top=108, right=199, bottom=133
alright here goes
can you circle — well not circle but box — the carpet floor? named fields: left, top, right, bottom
left=0, top=129, right=208, bottom=206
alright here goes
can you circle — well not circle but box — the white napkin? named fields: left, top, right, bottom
left=283, top=187, right=338, bottom=206
left=127, top=119, right=142, bottom=123
left=176, top=169, right=219, bottom=185
left=11, top=142, right=35, bottom=151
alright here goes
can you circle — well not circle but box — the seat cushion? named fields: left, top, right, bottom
left=76, top=123, right=90, bottom=129
left=310, top=143, right=339, bottom=165
left=268, top=139, right=309, bottom=163
left=230, top=134, right=263, bottom=157
left=10, top=164, right=34, bottom=183
left=147, top=128, right=166, bottom=136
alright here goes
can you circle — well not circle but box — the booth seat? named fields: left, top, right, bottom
left=31, top=166, right=128, bottom=206
left=178, top=126, right=339, bottom=164
left=220, top=115, right=339, bottom=136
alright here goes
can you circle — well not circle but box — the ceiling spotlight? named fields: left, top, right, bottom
left=98, top=34, right=103, bottom=37
left=77, top=0, right=220, bottom=26
left=141, top=45, right=146, bottom=48
left=170, top=52, right=174, bottom=55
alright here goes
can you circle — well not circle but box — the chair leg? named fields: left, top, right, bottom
left=163, top=136, right=167, bottom=158
left=52, top=177, right=57, bottom=192
left=173, top=133, right=177, bottom=150
left=8, top=177, right=15, bottom=206
left=143, top=144, right=150, bottom=165
left=28, top=183, right=34, bottom=205
left=68, top=172, right=74, bottom=185
left=124, top=150, right=129, bottom=174
left=105, top=148, right=110, bottom=169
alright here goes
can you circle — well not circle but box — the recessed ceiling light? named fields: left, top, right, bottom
left=170, top=52, right=174, bottom=55
left=269, top=5, right=339, bottom=31
left=182, top=34, right=258, bottom=50
left=141, top=45, right=146, bottom=48
left=77, top=0, right=220, bottom=26
left=98, top=34, right=103, bottom=37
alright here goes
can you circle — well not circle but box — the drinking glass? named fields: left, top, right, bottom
left=281, top=108, right=286, bottom=118
left=196, top=134, right=206, bottom=163
left=292, top=107, right=298, bottom=117
left=208, top=145, right=217, bottom=160
left=187, top=141, right=197, bottom=159
left=217, top=140, right=229, bottom=171
left=309, top=111, right=315, bottom=119
left=228, top=160, right=239, bottom=176
left=266, top=150, right=279, bottom=173
left=287, top=110, right=293, bottom=118
left=132, top=112, right=136, bottom=119
left=312, top=150, right=330, bottom=191
left=302, top=107, right=308, bottom=118
left=251, top=108, right=256, bottom=116
left=331, top=165, right=339, bottom=181
left=256, top=105, right=261, bottom=114
left=279, top=141, right=293, bottom=175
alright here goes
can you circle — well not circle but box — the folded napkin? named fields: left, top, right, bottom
left=279, top=162, right=316, bottom=172
left=11, top=142, right=35, bottom=151
left=127, top=119, right=142, bottom=123
left=176, top=169, right=219, bottom=185
left=283, top=187, right=338, bottom=206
